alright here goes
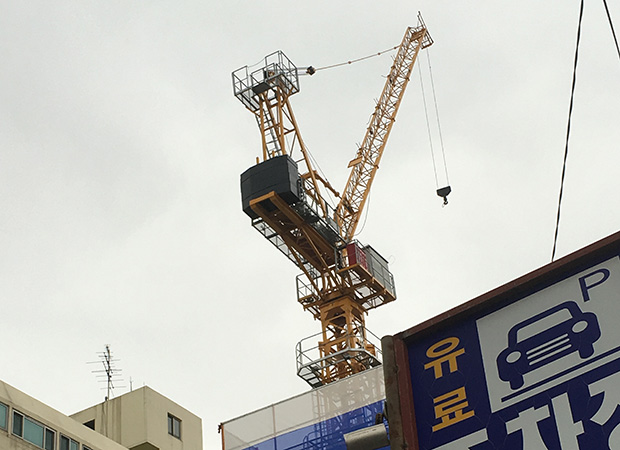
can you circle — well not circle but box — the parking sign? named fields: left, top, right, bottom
left=383, top=231, right=620, bottom=449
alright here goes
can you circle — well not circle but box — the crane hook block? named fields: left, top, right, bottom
left=436, top=185, right=451, bottom=205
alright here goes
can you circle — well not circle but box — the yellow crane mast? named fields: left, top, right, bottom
left=233, top=14, right=433, bottom=388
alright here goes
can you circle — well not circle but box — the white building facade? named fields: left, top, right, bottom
left=0, top=380, right=202, bottom=450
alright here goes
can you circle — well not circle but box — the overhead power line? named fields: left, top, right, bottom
left=602, top=0, right=620, bottom=60
left=551, top=0, right=584, bottom=262
left=552, top=0, right=619, bottom=261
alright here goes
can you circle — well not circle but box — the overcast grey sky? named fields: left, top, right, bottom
left=1, top=2, right=619, bottom=449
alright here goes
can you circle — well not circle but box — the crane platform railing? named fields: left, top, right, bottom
left=251, top=217, right=322, bottom=280
left=296, top=328, right=382, bottom=389
left=296, top=240, right=396, bottom=317
left=247, top=173, right=345, bottom=278
left=232, top=51, right=300, bottom=113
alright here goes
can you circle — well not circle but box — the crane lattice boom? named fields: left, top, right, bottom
left=338, top=19, right=433, bottom=241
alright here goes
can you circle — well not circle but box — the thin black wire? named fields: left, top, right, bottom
left=299, top=46, right=399, bottom=75
left=552, top=0, right=585, bottom=262
left=602, top=0, right=620, bottom=60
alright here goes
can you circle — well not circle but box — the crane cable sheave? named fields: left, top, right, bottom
left=337, top=15, right=433, bottom=242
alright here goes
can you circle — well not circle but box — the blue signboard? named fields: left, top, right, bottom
left=406, top=254, right=620, bottom=449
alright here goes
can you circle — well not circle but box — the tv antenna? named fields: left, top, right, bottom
left=88, top=345, right=125, bottom=400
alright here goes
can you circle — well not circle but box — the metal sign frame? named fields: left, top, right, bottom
left=382, top=230, right=620, bottom=450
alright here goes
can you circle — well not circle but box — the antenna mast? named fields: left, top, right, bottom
left=90, top=345, right=124, bottom=400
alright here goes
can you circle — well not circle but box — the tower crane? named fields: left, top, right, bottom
left=232, top=14, right=436, bottom=388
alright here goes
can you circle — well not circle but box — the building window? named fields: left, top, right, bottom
left=45, top=429, right=56, bottom=450
left=167, top=413, right=181, bottom=439
left=83, top=446, right=93, bottom=450
left=11, top=410, right=55, bottom=450
left=23, top=417, right=45, bottom=447
left=0, top=402, right=7, bottom=430
left=13, top=411, right=23, bottom=436
left=60, top=435, right=79, bottom=450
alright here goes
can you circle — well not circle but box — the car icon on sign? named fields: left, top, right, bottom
left=497, top=301, right=601, bottom=390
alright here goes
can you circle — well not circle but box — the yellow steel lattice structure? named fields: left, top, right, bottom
left=337, top=21, right=433, bottom=241
left=233, top=14, right=432, bottom=388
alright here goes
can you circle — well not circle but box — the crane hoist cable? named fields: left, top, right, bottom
left=427, top=50, right=451, bottom=191
left=418, top=62, right=438, bottom=185
left=300, top=39, right=452, bottom=208
left=418, top=49, right=452, bottom=205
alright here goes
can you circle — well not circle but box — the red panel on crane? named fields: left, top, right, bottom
left=347, top=242, right=369, bottom=271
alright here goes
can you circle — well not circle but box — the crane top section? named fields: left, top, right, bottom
left=232, top=51, right=300, bottom=114
left=232, top=50, right=311, bottom=167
